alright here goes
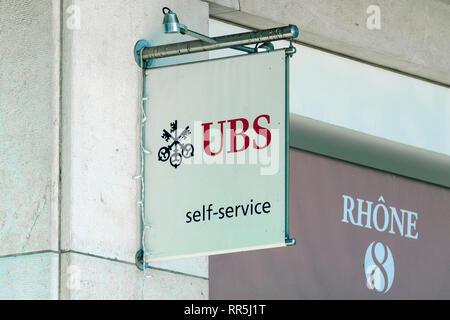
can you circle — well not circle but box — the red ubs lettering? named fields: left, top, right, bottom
left=202, top=114, right=272, bottom=156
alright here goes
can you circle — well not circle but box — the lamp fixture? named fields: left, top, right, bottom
left=162, top=7, right=216, bottom=44
left=162, top=7, right=263, bottom=52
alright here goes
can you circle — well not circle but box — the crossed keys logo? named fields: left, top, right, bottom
left=158, top=120, right=194, bottom=169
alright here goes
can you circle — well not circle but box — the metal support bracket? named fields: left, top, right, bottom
left=285, top=42, right=297, bottom=57
left=140, top=25, right=299, bottom=62
left=285, top=238, right=297, bottom=246
left=134, top=39, right=153, bottom=69
left=135, top=249, right=149, bottom=271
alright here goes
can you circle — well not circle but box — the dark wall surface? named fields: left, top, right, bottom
left=209, top=148, right=450, bottom=299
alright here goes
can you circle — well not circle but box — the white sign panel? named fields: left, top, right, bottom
left=145, top=50, right=288, bottom=261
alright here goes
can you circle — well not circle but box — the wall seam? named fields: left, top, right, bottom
left=58, top=0, right=64, bottom=301
left=0, top=248, right=207, bottom=280
left=0, top=250, right=60, bottom=260
left=63, top=250, right=209, bottom=280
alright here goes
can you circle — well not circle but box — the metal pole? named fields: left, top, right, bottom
left=181, top=28, right=217, bottom=44
left=142, top=25, right=299, bottom=61
left=181, top=27, right=257, bottom=53
left=285, top=43, right=296, bottom=247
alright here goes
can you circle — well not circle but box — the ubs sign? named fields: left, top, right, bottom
left=144, top=50, right=289, bottom=262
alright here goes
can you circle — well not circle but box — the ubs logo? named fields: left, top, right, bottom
left=364, top=241, right=395, bottom=293
left=158, top=120, right=194, bottom=169
left=158, top=115, right=273, bottom=170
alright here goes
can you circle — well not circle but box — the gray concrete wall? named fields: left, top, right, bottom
left=204, top=0, right=450, bottom=86
left=1, top=0, right=209, bottom=299
left=60, top=0, right=209, bottom=299
left=0, top=0, right=60, bottom=299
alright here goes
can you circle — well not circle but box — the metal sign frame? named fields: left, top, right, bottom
left=134, top=27, right=298, bottom=270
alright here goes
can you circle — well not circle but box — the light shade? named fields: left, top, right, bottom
left=163, top=9, right=181, bottom=33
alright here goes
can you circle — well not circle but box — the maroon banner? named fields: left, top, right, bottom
left=210, top=148, right=450, bottom=299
